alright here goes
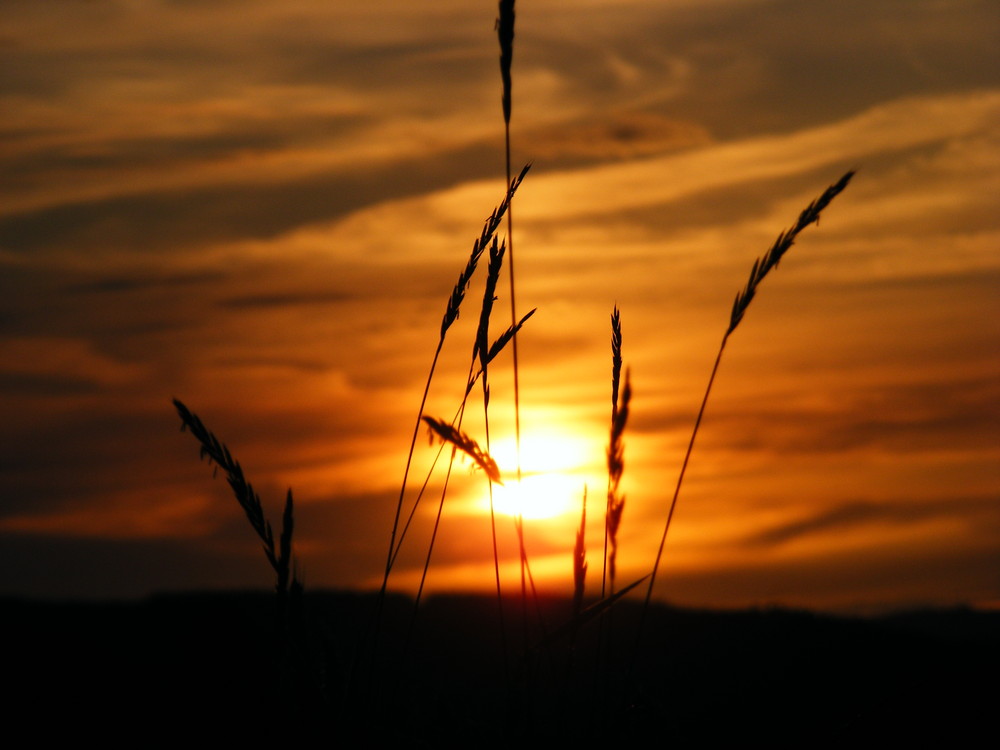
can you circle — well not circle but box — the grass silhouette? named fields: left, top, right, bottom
left=171, top=1, right=856, bottom=740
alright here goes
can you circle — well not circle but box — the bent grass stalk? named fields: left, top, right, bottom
left=172, top=399, right=309, bottom=703
left=422, top=416, right=503, bottom=483
left=638, top=171, right=856, bottom=634
left=173, top=399, right=299, bottom=608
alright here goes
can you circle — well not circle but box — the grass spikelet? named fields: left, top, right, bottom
left=441, top=238, right=487, bottom=340
left=441, top=164, right=530, bottom=339
left=611, top=306, right=623, bottom=414
left=486, top=308, right=535, bottom=367
left=498, top=0, right=515, bottom=127
left=728, top=170, right=854, bottom=335
left=465, top=308, right=537, bottom=397
left=173, top=399, right=299, bottom=606
left=606, top=369, right=631, bottom=590
left=475, top=236, right=507, bottom=372
left=422, top=415, right=503, bottom=484
left=603, top=308, right=630, bottom=595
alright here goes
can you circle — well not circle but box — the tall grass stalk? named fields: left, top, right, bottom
left=478, top=234, right=511, bottom=673
left=172, top=399, right=315, bottom=706
left=596, top=308, right=630, bottom=702
left=638, top=171, right=855, bottom=630
left=498, top=0, right=534, bottom=635
left=173, top=400, right=299, bottom=612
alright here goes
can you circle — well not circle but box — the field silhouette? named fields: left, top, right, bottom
left=5, top=592, right=996, bottom=744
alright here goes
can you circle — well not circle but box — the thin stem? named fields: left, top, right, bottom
left=502, top=28, right=531, bottom=644
left=389, top=439, right=445, bottom=571
left=634, top=171, right=852, bottom=647
left=365, top=340, right=444, bottom=687
left=402, top=446, right=457, bottom=658
left=484, top=381, right=510, bottom=679
left=637, top=333, right=728, bottom=638
left=403, top=354, right=477, bottom=630
left=382, top=340, right=443, bottom=587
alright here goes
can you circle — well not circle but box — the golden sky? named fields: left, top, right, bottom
left=1, top=0, right=997, bottom=612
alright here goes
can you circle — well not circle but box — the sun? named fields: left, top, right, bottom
left=481, top=430, right=597, bottom=521
left=492, top=472, right=583, bottom=520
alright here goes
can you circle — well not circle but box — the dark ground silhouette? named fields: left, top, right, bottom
left=6, top=592, right=996, bottom=745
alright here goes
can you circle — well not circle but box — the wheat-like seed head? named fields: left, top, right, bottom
left=475, top=236, right=507, bottom=372
left=173, top=399, right=297, bottom=595
left=422, top=415, right=503, bottom=484
left=611, top=306, right=623, bottom=418
left=605, top=308, right=632, bottom=590
left=497, top=1, right=515, bottom=125
left=466, top=307, right=537, bottom=397
left=440, top=164, right=530, bottom=339
left=728, top=171, right=854, bottom=335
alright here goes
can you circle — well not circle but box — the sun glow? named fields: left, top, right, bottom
left=491, top=472, right=584, bottom=520
left=481, top=430, right=598, bottom=521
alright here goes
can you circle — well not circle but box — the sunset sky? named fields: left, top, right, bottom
left=1, top=0, right=997, bottom=612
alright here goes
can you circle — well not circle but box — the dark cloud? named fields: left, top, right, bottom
left=0, top=264, right=208, bottom=343
left=0, top=372, right=106, bottom=397
left=0, top=407, right=199, bottom=517
left=549, top=0, right=1000, bottom=138
left=272, top=38, right=488, bottom=93
left=62, top=270, right=225, bottom=295
left=518, top=111, right=711, bottom=167
left=747, top=496, right=1000, bottom=549
left=5, top=119, right=366, bottom=187
left=629, top=370, right=1000, bottom=457
left=0, top=140, right=503, bottom=254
